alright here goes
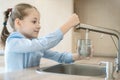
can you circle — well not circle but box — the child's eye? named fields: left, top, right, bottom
left=32, top=21, right=37, bottom=24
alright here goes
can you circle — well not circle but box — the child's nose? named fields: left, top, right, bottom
left=37, top=25, right=41, bottom=29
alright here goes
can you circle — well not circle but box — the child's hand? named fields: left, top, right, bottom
left=72, top=53, right=82, bottom=61
left=67, top=13, right=80, bottom=28
left=72, top=53, right=92, bottom=61
left=60, top=14, right=80, bottom=34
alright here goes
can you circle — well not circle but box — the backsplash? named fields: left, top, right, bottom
left=72, top=0, right=120, bottom=57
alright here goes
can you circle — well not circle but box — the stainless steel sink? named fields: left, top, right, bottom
left=38, top=63, right=106, bottom=78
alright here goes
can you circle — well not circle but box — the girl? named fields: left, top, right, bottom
left=1, top=3, right=80, bottom=72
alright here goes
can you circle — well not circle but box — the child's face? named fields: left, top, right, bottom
left=17, top=8, right=40, bottom=39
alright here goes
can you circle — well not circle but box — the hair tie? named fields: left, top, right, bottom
left=3, top=8, right=12, bottom=26
left=7, top=8, right=12, bottom=12
left=3, top=22, right=7, bottom=26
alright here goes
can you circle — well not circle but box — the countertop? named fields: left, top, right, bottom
left=0, top=56, right=120, bottom=80
left=0, top=67, right=104, bottom=80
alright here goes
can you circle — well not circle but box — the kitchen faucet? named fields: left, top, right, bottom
left=76, top=23, right=120, bottom=72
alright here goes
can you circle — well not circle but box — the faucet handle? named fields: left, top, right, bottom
left=99, top=61, right=113, bottom=72
left=99, top=61, right=114, bottom=80
left=99, top=61, right=109, bottom=65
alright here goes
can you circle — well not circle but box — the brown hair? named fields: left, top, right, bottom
left=0, top=3, right=38, bottom=45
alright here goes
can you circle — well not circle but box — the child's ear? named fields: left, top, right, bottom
left=14, top=18, right=22, bottom=30
left=14, top=18, right=21, bottom=26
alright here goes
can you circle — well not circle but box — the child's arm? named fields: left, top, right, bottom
left=6, top=29, right=63, bottom=53
left=43, top=50, right=74, bottom=63
left=60, top=14, right=80, bottom=35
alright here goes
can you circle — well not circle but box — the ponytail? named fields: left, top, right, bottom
left=1, top=8, right=12, bottom=46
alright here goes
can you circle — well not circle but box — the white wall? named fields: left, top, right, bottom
left=0, top=0, right=74, bottom=52
left=37, top=0, right=74, bottom=52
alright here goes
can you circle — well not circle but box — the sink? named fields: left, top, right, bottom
left=38, top=63, right=106, bottom=78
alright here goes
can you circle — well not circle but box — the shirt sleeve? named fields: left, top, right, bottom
left=43, top=50, right=74, bottom=63
left=6, top=29, right=63, bottom=53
